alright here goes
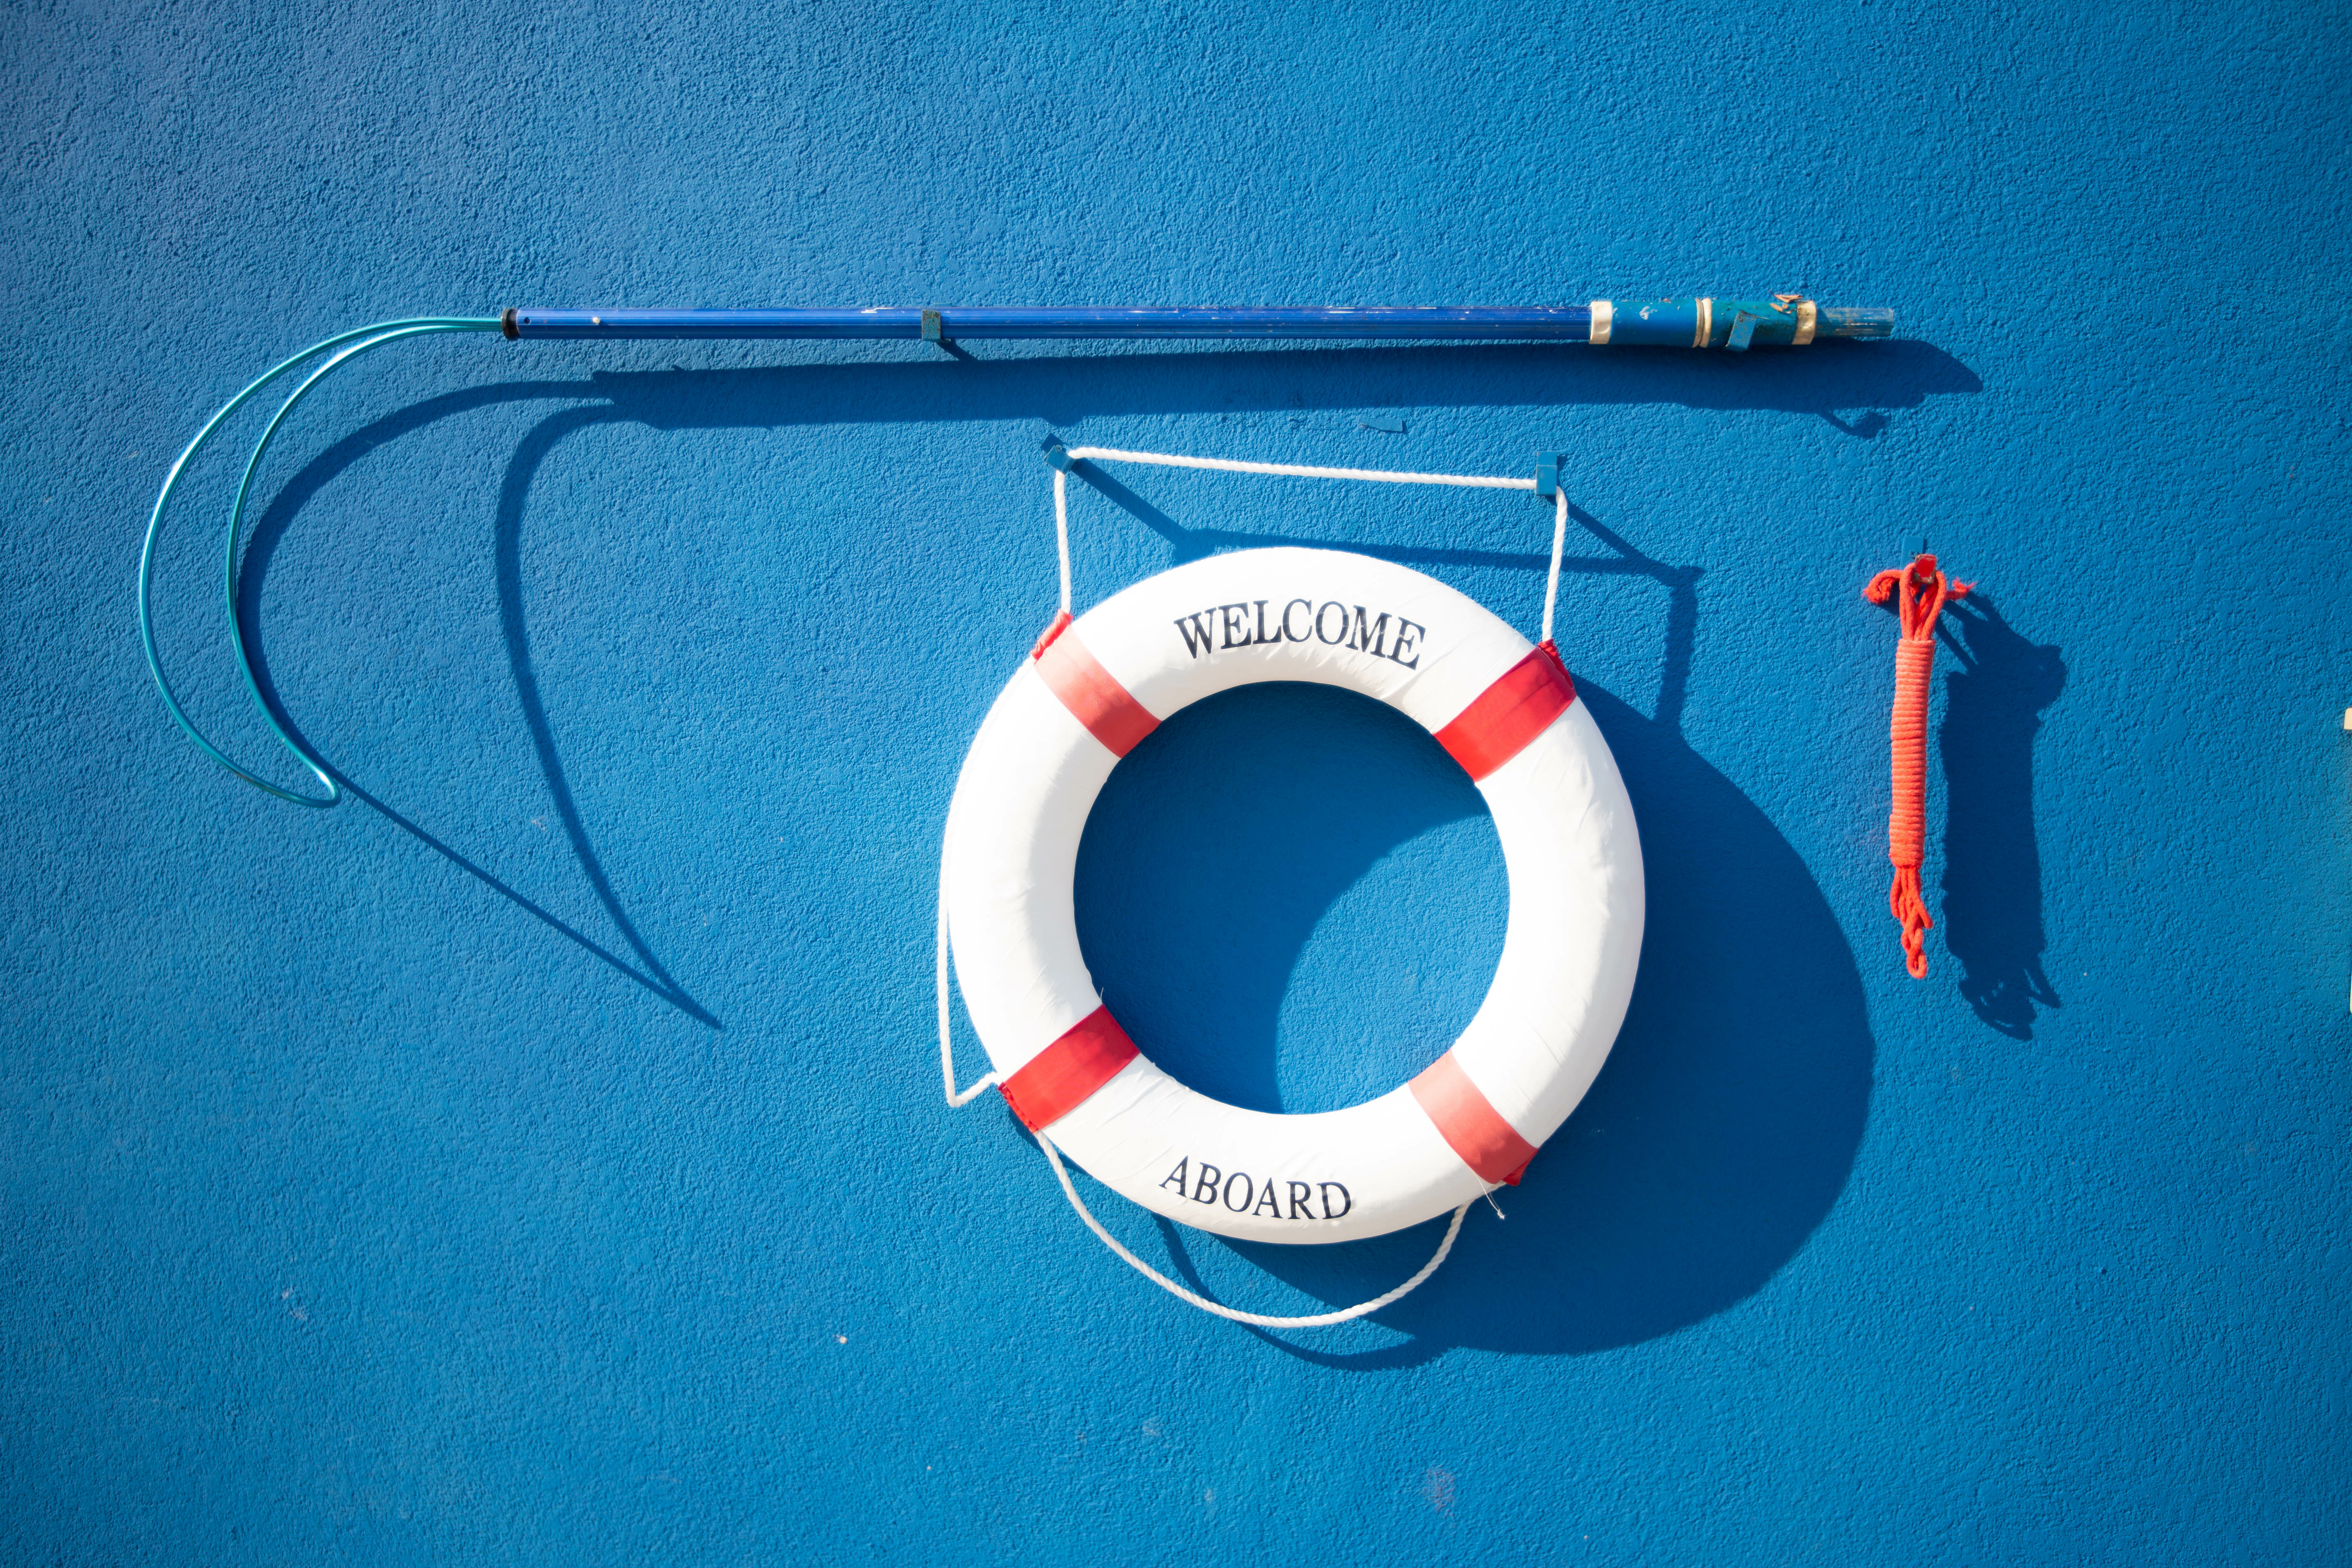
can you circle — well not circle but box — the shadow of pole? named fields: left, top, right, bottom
left=592, top=338, right=1981, bottom=436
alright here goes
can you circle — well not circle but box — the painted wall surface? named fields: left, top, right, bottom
left=4, top=1, right=2348, bottom=1561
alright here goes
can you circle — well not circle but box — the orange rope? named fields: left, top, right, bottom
left=1863, top=555, right=1970, bottom=978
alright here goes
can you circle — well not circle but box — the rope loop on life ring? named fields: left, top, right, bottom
left=939, top=444, right=1645, bottom=1325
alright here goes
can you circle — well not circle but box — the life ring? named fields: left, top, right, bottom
left=943, top=546, right=1643, bottom=1244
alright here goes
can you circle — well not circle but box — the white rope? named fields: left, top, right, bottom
left=1542, top=489, right=1567, bottom=646
left=1035, top=1130, right=1473, bottom=1328
left=1060, top=444, right=1536, bottom=491
left=937, top=862, right=998, bottom=1107
left=940, top=836, right=1472, bottom=1325
left=1054, top=443, right=1568, bottom=649
left=1051, top=467, right=1072, bottom=615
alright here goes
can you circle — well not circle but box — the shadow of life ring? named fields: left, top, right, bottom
left=944, top=546, right=1644, bottom=1246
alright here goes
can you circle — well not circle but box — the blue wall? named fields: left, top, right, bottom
left=5, top=1, right=2348, bottom=1561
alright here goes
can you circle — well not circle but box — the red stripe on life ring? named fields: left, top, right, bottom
left=1033, top=627, right=1160, bottom=757
left=1432, top=648, right=1576, bottom=782
left=998, top=1006, right=1142, bottom=1131
left=1408, top=1051, right=1539, bottom=1185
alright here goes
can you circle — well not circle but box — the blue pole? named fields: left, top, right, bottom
left=140, top=293, right=1894, bottom=802
left=500, top=299, right=1893, bottom=349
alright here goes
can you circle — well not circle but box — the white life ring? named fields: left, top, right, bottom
left=943, top=546, right=1643, bottom=1244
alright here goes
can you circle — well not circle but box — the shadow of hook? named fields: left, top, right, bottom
left=233, top=381, right=722, bottom=1027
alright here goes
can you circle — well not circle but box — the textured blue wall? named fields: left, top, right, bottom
left=5, top=0, right=2349, bottom=1561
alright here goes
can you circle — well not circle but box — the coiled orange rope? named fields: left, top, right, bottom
left=1864, top=554, right=1970, bottom=978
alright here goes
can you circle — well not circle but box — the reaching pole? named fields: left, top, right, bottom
left=497, top=297, right=1891, bottom=350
